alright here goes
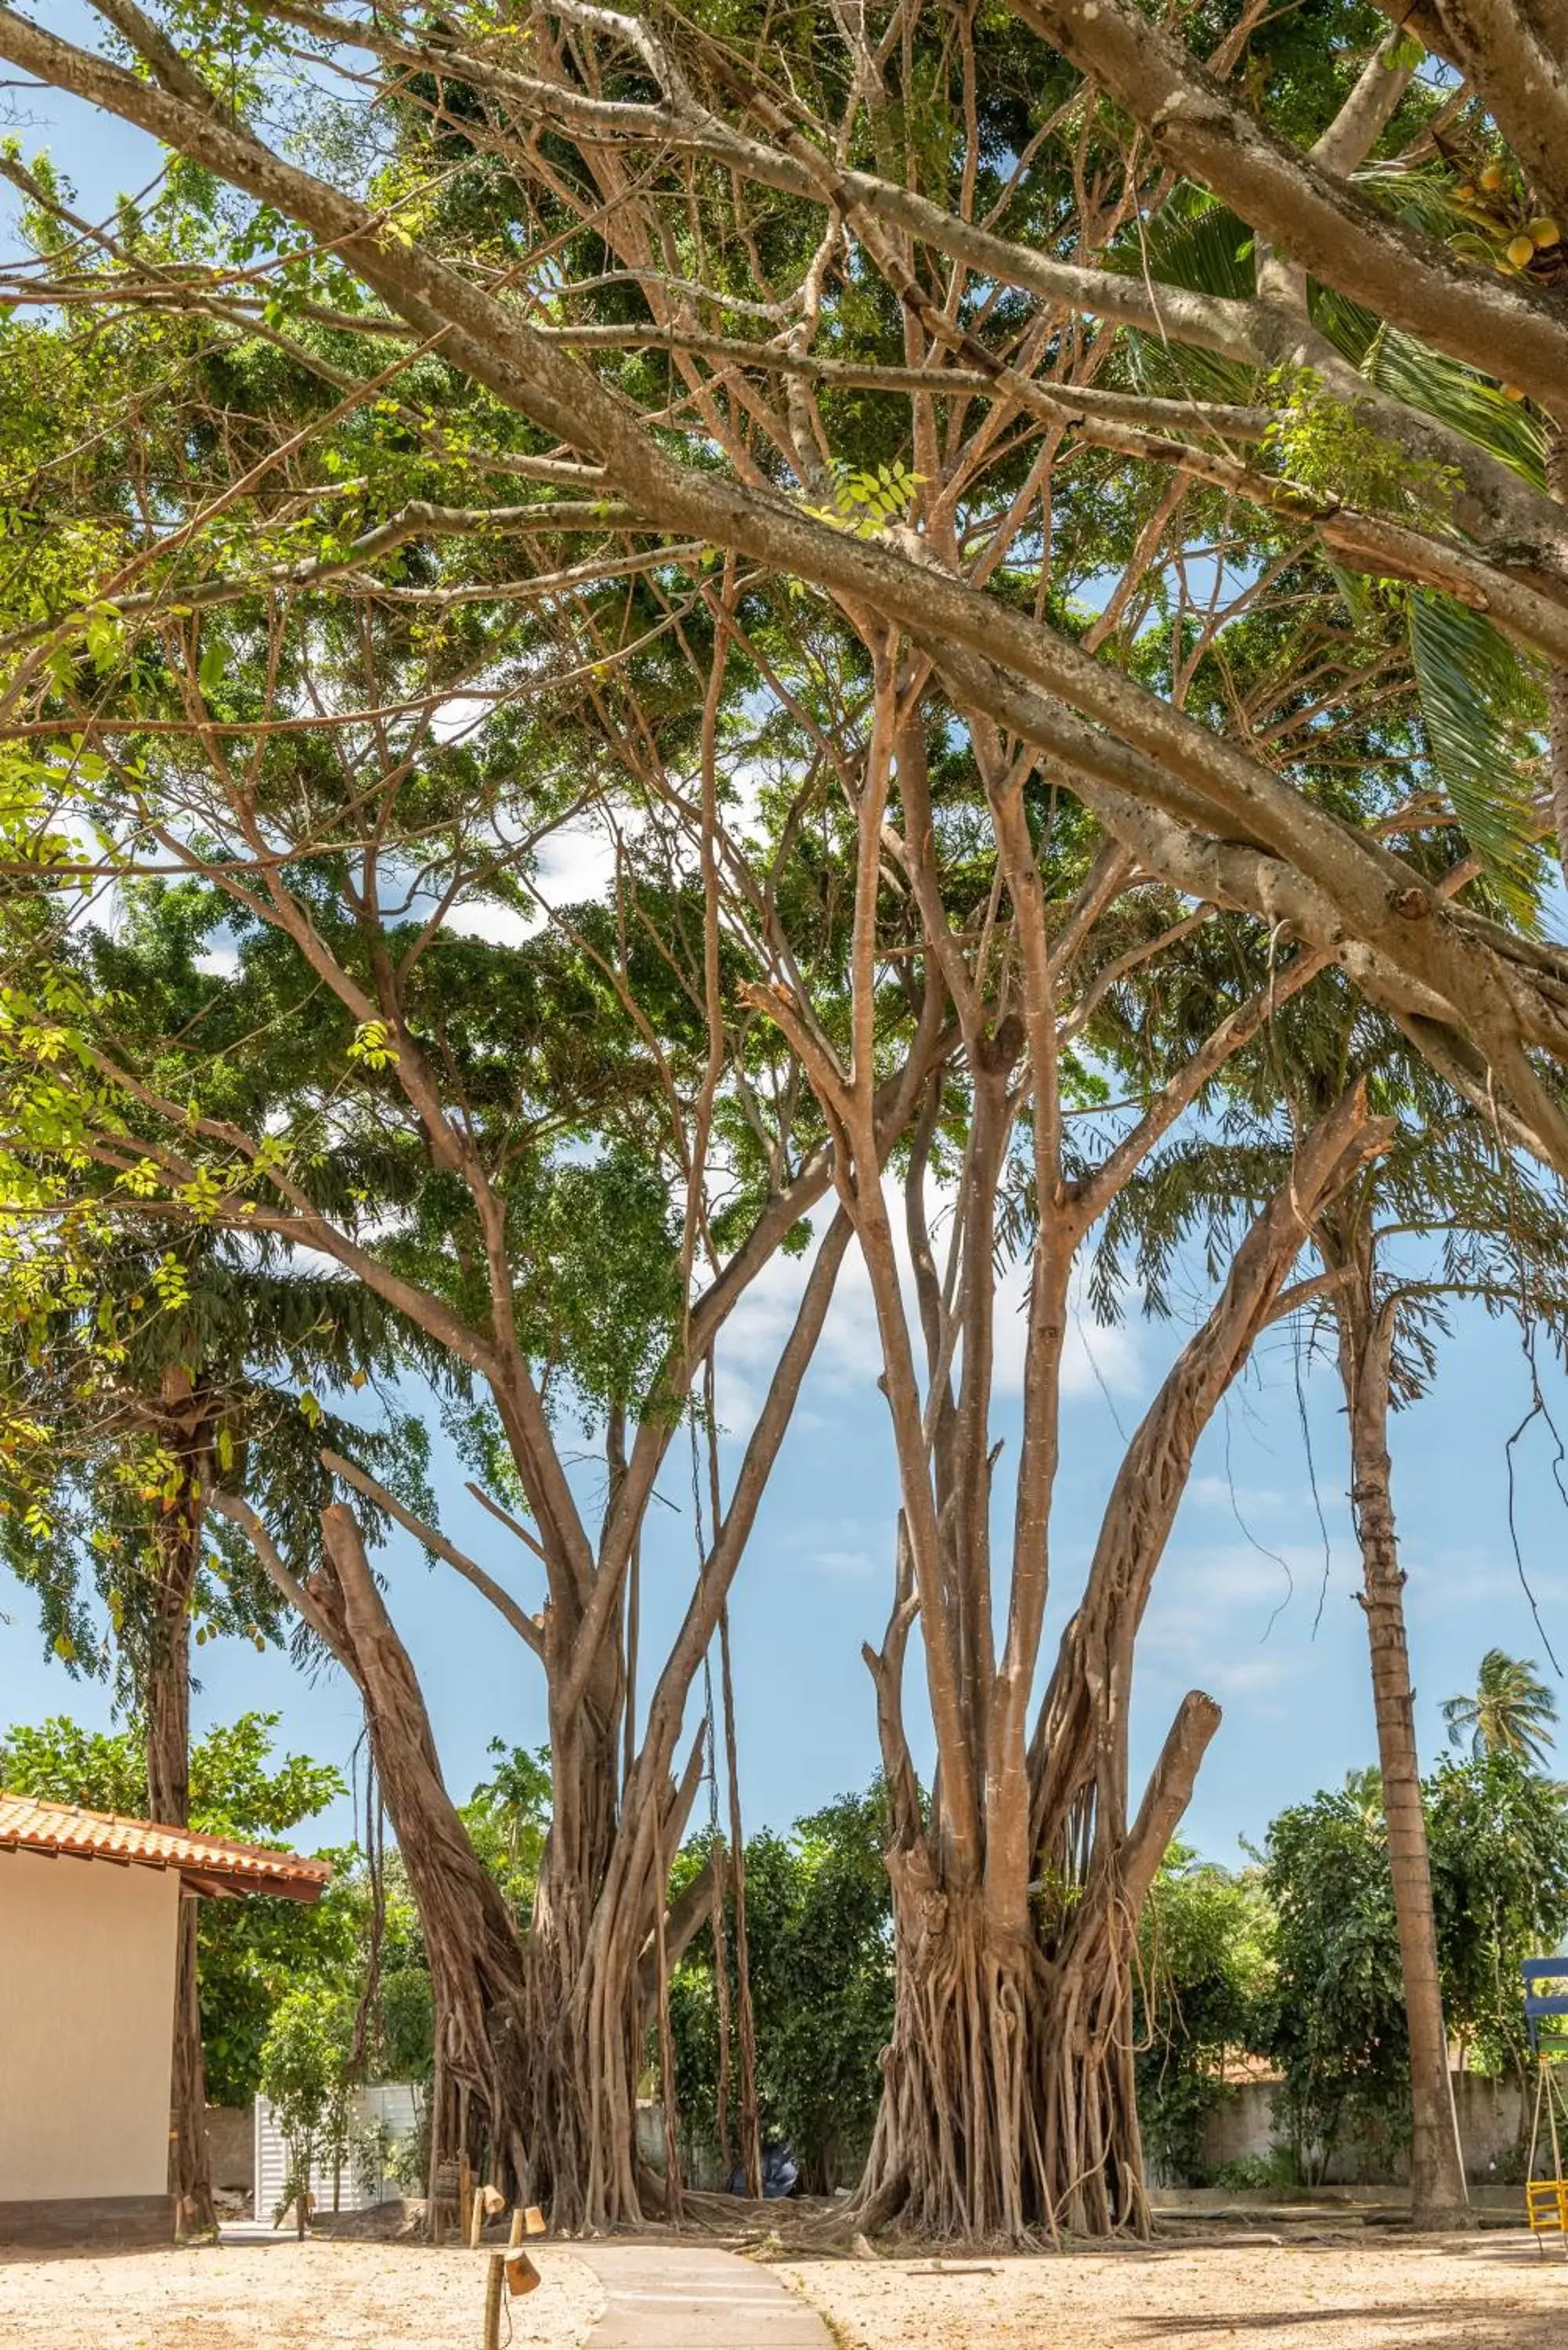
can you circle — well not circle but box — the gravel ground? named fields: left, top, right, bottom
left=780, top=2231, right=1568, bottom=2349
left=0, top=2237, right=605, bottom=2350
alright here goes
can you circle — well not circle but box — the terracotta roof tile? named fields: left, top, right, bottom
left=0, top=1792, right=332, bottom=1901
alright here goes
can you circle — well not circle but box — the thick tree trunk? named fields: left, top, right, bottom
left=855, top=1886, right=1139, bottom=2239
left=146, top=1398, right=216, bottom=2239
left=215, top=1209, right=850, bottom=2229
left=514, top=1707, right=659, bottom=2229
left=857, top=1693, right=1219, bottom=2240
left=853, top=1089, right=1390, bottom=2242
left=1335, top=1289, right=1471, bottom=2229
left=312, top=1506, right=537, bottom=2204
left=223, top=1498, right=703, bottom=2231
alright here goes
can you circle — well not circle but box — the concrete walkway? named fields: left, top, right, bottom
left=574, top=2241, right=832, bottom=2348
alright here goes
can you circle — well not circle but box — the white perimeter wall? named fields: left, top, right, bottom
left=254, top=2082, right=421, bottom=2217
left=0, top=1846, right=179, bottom=2200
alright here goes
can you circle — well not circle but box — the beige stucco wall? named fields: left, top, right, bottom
left=0, top=1846, right=179, bottom=2200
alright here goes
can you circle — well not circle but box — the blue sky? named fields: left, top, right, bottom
left=3, top=13, right=1566, bottom=1868
left=1, top=8, right=161, bottom=218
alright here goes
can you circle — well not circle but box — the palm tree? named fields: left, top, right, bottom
left=1088, top=926, right=1568, bottom=2228
left=0, top=1229, right=431, bottom=2236
left=1443, top=1652, right=1560, bottom=1770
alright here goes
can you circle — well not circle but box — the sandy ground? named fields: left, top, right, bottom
left=6, top=2225, right=1568, bottom=2349
left=0, top=2237, right=605, bottom=2350
left=781, top=2231, right=1568, bottom=2350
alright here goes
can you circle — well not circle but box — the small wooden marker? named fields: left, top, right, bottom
left=459, top=2156, right=474, bottom=2246
left=469, top=2188, right=486, bottom=2251
left=508, top=2207, right=525, bottom=2249
left=482, top=2254, right=505, bottom=2350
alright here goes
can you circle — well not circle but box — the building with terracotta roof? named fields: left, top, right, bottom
left=0, top=1792, right=330, bottom=2248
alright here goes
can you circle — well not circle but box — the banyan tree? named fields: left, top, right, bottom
left=710, top=646, right=1396, bottom=2234
left=7, top=0, right=1568, bottom=2243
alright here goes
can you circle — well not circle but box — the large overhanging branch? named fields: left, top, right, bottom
left=209, top=1489, right=343, bottom=1654
left=920, top=634, right=1568, bottom=1177
left=1367, top=0, right=1568, bottom=222
left=1010, top=0, right=1568, bottom=414
left=290, top=8, right=1568, bottom=591
left=32, top=1, right=1568, bottom=591
left=9, top=9, right=1568, bottom=1170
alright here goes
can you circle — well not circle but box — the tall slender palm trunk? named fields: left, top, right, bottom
left=146, top=1383, right=217, bottom=2237
left=1546, top=420, right=1568, bottom=881
left=1334, top=1280, right=1470, bottom=2229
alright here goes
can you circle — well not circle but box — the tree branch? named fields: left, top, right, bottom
left=1121, top=1691, right=1223, bottom=1915
left=1010, top=0, right=1568, bottom=410
left=320, top=1451, right=544, bottom=1658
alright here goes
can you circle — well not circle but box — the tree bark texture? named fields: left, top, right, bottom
left=15, top=8, right=1568, bottom=1179
left=1333, top=1272, right=1471, bottom=2229
left=1546, top=421, right=1568, bottom=883
left=309, top=1503, right=683, bottom=2229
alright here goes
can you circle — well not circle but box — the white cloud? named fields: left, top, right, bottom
left=443, top=898, right=536, bottom=946
left=1201, top=1653, right=1294, bottom=1698
left=536, top=814, right=624, bottom=909
left=428, top=694, right=497, bottom=744
left=441, top=811, right=628, bottom=947
left=1188, top=1471, right=1290, bottom=1519
left=1138, top=1538, right=1348, bottom=1698
left=784, top=1517, right=885, bottom=1579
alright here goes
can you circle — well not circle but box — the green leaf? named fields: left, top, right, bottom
left=1408, top=590, right=1547, bottom=927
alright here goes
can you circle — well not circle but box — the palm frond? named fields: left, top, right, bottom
left=1309, top=294, right=1546, bottom=486
left=1407, top=589, right=1548, bottom=929
left=1107, top=186, right=1260, bottom=403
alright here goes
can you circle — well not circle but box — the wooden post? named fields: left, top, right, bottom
left=469, top=2186, right=486, bottom=2251
left=483, top=2254, right=505, bottom=2350
left=508, top=2207, right=524, bottom=2248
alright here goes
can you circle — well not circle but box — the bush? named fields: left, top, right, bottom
left=1134, top=1844, right=1274, bottom=2186
left=1212, top=2149, right=1299, bottom=2193
left=258, top=1984, right=356, bottom=2232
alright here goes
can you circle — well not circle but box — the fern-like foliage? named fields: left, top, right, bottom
left=1407, top=590, right=1548, bottom=931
